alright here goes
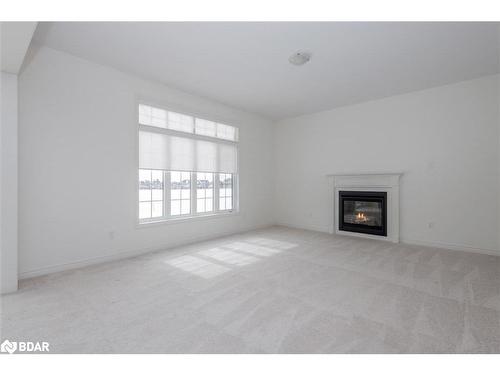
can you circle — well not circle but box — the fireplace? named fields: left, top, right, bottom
left=339, top=191, right=387, bottom=236
left=331, top=173, right=400, bottom=242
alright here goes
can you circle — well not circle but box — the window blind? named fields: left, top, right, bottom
left=138, top=104, right=238, bottom=173
left=139, top=130, right=238, bottom=173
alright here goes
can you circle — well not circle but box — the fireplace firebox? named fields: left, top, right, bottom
left=339, top=191, right=387, bottom=237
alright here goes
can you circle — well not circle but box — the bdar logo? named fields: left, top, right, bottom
left=0, top=340, right=17, bottom=354
left=0, top=339, right=49, bottom=354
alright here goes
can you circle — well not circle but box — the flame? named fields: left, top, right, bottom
left=356, top=212, right=367, bottom=221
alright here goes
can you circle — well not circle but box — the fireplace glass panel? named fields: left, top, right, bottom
left=343, top=200, right=382, bottom=227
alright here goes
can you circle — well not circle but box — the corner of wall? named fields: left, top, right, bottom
left=270, top=118, right=280, bottom=226
left=1, top=72, right=19, bottom=294
left=497, top=26, right=500, bottom=254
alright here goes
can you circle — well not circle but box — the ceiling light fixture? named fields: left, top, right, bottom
left=288, top=51, right=312, bottom=66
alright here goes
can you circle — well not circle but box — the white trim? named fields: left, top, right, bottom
left=19, top=222, right=269, bottom=280
left=137, top=211, right=240, bottom=228
left=139, top=124, right=238, bottom=146
left=400, top=237, right=500, bottom=257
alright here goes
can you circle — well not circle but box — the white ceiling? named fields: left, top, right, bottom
left=33, top=22, right=500, bottom=120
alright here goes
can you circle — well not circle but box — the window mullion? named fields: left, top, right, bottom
left=233, top=174, right=238, bottom=212
left=149, top=170, right=153, bottom=218
left=165, top=171, right=171, bottom=218
left=191, top=171, right=196, bottom=216
left=214, top=173, right=220, bottom=212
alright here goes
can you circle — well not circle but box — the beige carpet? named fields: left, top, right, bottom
left=1, top=226, right=499, bottom=353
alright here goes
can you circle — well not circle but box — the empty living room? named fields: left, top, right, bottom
left=1, top=1, right=500, bottom=372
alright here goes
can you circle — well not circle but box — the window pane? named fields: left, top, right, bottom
left=197, top=172, right=214, bottom=213
left=152, top=189, right=163, bottom=201
left=139, top=202, right=151, bottom=219
left=171, top=171, right=182, bottom=199
left=171, top=171, right=190, bottom=216
left=181, top=189, right=190, bottom=199
left=139, top=104, right=151, bottom=115
left=171, top=189, right=180, bottom=200
left=206, top=198, right=213, bottom=211
left=139, top=169, right=164, bottom=220
left=139, top=104, right=169, bottom=129
left=139, top=169, right=151, bottom=185
left=140, top=105, right=238, bottom=142
left=151, top=107, right=167, bottom=128
left=151, top=170, right=163, bottom=200
left=151, top=170, right=163, bottom=181
left=152, top=201, right=163, bottom=218
left=168, top=111, right=194, bottom=133
left=181, top=200, right=190, bottom=215
left=171, top=171, right=181, bottom=182
left=139, top=104, right=152, bottom=126
left=219, top=173, right=233, bottom=211
left=197, top=199, right=205, bottom=213
left=140, top=189, right=151, bottom=202
left=139, top=169, right=151, bottom=206
left=220, top=173, right=232, bottom=189
left=195, top=118, right=216, bottom=137
left=217, top=123, right=237, bottom=141
left=171, top=200, right=181, bottom=216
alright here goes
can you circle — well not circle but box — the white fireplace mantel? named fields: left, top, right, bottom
left=327, top=173, right=403, bottom=243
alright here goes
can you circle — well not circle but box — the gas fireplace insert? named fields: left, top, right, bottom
left=339, top=191, right=387, bottom=236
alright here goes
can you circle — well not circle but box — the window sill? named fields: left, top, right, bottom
left=136, top=211, right=240, bottom=228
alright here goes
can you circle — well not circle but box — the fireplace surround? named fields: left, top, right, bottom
left=328, top=173, right=402, bottom=243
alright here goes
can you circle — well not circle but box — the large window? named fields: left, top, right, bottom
left=138, top=104, right=238, bottom=222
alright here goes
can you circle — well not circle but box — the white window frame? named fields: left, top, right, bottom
left=136, top=100, right=239, bottom=225
left=138, top=171, right=239, bottom=224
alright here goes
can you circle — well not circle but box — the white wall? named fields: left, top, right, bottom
left=274, top=75, right=500, bottom=254
left=16, top=45, right=500, bottom=279
left=18, top=45, right=275, bottom=278
left=1, top=72, right=18, bottom=293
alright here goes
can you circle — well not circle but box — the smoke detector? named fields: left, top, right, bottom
left=288, top=51, right=312, bottom=66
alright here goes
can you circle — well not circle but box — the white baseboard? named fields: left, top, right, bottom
left=18, top=223, right=274, bottom=280
left=275, top=221, right=331, bottom=234
left=1, top=281, right=19, bottom=295
left=276, top=222, right=500, bottom=257
left=400, top=237, right=500, bottom=257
